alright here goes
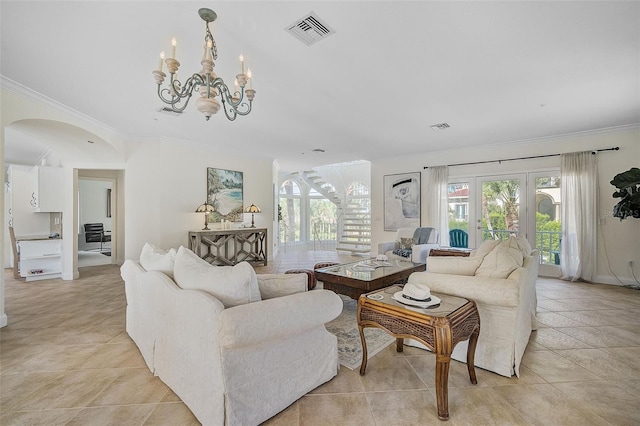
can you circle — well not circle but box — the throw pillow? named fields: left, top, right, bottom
left=500, top=235, right=531, bottom=256
left=399, top=237, right=415, bottom=250
left=257, top=273, right=307, bottom=299
left=173, top=246, right=261, bottom=308
left=139, top=243, right=177, bottom=277
left=427, top=256, right=483, bottom=276
left=472, top=239, right=501, bottom=259
left=475, top=245, right=524, bottom=279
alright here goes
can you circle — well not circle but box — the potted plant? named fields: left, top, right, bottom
left=611, top=167, right=640, bottom=220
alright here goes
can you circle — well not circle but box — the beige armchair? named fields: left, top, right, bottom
left=407, top=236, right=539, bottom=377
left=378, top=227, right=440, bottom=264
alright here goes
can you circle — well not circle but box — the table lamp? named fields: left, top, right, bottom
left=195, top=202, right=215, bottom=230
left=244, top=204, right=261, bottom=228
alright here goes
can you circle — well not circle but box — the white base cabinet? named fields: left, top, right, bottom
left=18, top=239, right=62, bottom=281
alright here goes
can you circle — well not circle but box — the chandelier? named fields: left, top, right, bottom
left=152, top=8, right=255, bottom=121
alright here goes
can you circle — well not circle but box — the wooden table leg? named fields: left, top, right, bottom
left=435, top=353, right=451, bottom=420
left=466, top=324, right=480, bottom=385
left=358, top=324, right=368, bottom=375
left=396, top=337, right=404, bottom=352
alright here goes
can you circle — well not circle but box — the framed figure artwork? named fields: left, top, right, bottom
left=207, top=168, right=244, bottom=222
left=383, top=172, right=421, bottom=231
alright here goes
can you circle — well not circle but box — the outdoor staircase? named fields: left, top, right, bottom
left=295, top=170, right=371, bottom=255
left=295, top=170, right=343, bottom=209
left=337, top=202, right=371, bottom=255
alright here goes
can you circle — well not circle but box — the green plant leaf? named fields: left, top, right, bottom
left=610, top=167, right=640, bottom=190
left=611, top=168, right=640, bottom=220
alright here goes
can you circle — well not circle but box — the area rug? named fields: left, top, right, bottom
left=326, top=295, right=395, bottom=370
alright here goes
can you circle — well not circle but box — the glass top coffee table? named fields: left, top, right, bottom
left=357, top=285, right=480, bottom=421
left=315, top=259, right=426, bottom=299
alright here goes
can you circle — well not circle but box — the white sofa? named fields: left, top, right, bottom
left=122, top=245, right=343, bottom=425
left=407, top=236, right=539, bottom=377
left=378, top=227, right=440, bottom=264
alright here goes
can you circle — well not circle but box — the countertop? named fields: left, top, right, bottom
left=16, top=235, right=61, bottom=242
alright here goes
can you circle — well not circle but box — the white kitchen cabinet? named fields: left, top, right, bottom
left=32, top=166, right=64, bottom=212
left=17, top=238, right=62, bottom=281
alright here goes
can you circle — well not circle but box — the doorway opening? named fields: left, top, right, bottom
left=77, top=176, right=116, bottom=268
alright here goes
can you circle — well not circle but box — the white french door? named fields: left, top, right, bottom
left=474, top=174, right=527, bottom=244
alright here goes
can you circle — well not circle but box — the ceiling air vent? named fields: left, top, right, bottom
left=285, top=12, right=335, bottom=46
left=430, top=122, right=450, bottom=131
left=158, top=107, right=183, bottom=116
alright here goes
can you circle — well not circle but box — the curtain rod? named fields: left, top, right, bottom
left=423, top=147, right=619, bottom=169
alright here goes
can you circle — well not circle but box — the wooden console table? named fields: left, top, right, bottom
left=188, top=228, right=268, bottom=266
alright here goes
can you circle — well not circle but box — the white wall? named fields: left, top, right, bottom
left=1, top=84, right=276, bottom=285
left=371, top=127, right=640, bottom=286
left=124, top=139, right=275, bottom=260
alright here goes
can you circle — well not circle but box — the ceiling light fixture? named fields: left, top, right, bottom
left=152, top=8, right=256, bottom=121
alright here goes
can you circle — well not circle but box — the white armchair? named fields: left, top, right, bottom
left=378, top=227, right=440, bottom=264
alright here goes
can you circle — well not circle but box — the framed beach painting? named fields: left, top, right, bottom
left=207, top=168, right=244, bottom=222
left=383, top=172, right=421, bottom=231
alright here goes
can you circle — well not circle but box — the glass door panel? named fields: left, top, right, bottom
left=528, top=171, right=562, bottom=275
left=280, top=198, right=300, bottom=246
left=476, top=175, right=526, bottom=244
left=448, top=182, right=470, bottom=248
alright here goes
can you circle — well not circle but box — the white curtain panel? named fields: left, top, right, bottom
left=560, top=151, right=597, bottom=282
left=424, top=166, right=449, bottom=246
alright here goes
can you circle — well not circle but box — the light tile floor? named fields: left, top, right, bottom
left=2, top=250, right=640, bottom=425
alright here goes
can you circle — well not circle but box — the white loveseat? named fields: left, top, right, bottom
left=122, top=245, right=343, bottom=425
left=407, top=236, right=539, bottom=377
left=378, top=227, right=440, bottom=264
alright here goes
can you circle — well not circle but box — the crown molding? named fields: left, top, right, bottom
left=387, top=122, right=640, bottom=164
left=0, top=75, right=123, bottom=138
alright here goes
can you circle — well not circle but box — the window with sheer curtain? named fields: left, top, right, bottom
left=560, top=151, right=597, bottom=281
left=424, top=166, right=449, bottom=246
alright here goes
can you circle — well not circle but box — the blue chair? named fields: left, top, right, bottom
left=449, top=229, right=469, bottom=248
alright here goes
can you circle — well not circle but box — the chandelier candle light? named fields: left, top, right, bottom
left=152, top=8, right=255, bottom=121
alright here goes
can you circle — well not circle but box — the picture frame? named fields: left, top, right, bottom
left=383, top=172, right=421, bottom=231
left=207, top=168, right=244, bottom=222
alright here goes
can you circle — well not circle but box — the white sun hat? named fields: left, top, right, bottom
left=393, top=283, right=441, bottom=308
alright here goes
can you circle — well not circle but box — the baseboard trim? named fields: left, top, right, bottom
left=0, top=313, right=8, bottom=328
left=594, top=274, right=639, bottom=287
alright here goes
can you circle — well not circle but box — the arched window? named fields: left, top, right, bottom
left=537, top=193, right=556, bottom=221
left=347, top=181, right=369, bottom=197
left=280, top=180, right=301, bottom=196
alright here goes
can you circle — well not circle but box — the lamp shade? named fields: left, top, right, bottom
left=196, top=203, right=215, bottom=213
left=244, top=204, right=261, bottom=213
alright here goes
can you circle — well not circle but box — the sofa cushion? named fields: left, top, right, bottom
left=173, top=246, right=261, bottom=308
left=257, top=273, right=307, bottom=299
left=140, top=243, right=177, bottom=277
left=427, top=256, right=483, bottom=276
left=475, top=245, right=524, bottom=279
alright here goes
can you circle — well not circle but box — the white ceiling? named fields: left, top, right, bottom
left=2, top=1, right=639, bottom=171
